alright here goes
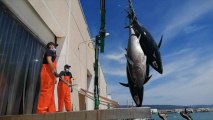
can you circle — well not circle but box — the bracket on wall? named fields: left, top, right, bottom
left=54, top=36, right=59, bottom=47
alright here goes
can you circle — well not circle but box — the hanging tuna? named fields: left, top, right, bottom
left=120, top=0, right=163, bottom=107
left=127, top=0, right=163, bottom=74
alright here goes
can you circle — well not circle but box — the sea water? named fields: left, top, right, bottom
left=151, top=112, right=213, bottom=120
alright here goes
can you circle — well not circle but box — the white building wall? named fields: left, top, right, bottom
left=26, top=0, right=92, bottom=111
left=99, top=67, right=108, bottom=109
left=1, top=0, right=115, bottom=111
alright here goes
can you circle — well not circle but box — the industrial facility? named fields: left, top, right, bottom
left=0, top=0, right=118, bottom=115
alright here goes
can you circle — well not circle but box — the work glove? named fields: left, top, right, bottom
left=53, top=71, right=59, bottom=77
left=68, top=84, right=72, bottom=87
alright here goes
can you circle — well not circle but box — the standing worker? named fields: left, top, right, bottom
left=37, top=42, right=59, bottom=114
left=57, top=64, right=74, bottom=112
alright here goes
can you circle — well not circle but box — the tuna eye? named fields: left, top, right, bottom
left=152, top=61, right=158, bottom=68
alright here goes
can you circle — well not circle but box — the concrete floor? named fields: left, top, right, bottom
left=0, top=107, right=151, bottom=120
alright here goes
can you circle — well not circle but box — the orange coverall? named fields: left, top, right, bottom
left=37, top=61, right=56, bottom=113
left=57, top=76, right=72, bottom=112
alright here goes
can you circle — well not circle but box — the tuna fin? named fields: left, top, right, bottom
left=158, top=35, right=163, bottom=48
left=138, top=34, right=141, bottom=40
left=124, top=25, right=130, bottom=28
left=124, top=25, right=133, bottom=28
left=119, top=82, right=129, bottom=87
left=126, top=65, right=134, bottom=83
left=123, top=9, right=129, bottom=14
left=125, top=54, right=134, bottom=65
left=124, top=9, right=132, bottom=19
left=144, top=75, right=152, bottom=85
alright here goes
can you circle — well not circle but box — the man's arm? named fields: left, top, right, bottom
left=47, top=56, right=55, bottom=72
left=47, top=56, right=58, bottom=77
left=59, top=71, right=71, bottom=86
left=69, top=72, right=74, bottom=83
left=60, top=76, right=70, bottom=86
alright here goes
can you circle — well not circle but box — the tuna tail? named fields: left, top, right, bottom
left=123, top=8, right=135, bottom=28
left=128, top=0, right=136, bottom=23
left=124, top=25, right=130, bottom=28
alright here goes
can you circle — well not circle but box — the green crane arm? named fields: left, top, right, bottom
left=99, top=0, right=106, bottom=53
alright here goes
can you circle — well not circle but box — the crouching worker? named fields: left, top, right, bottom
left=37, top=42, right=59, bottom=114
left=57, top=64, right=74, bottom=112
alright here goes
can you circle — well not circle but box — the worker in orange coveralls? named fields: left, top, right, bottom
left=57, top=64, right=74, bottom=112
left=37, top=42, right=59, bottom=114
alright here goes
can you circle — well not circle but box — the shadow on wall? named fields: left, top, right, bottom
left=55, top=37, right=65, bottom=61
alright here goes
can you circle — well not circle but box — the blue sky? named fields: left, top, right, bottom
left=80, top=0, right=213, bottom=105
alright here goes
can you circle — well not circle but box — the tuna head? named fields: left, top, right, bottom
left=149, top=35, right=163, bottom=74
left=150, top=49, right=163, bottom=74
left=134, top=21, right=163, bottom=74
left=120, top=68, right=144, bottom=107
left=121, top=66, right=144, bottom=107
left=130, top=86, right=144, bottom=107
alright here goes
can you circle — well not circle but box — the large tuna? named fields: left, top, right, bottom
left=127, top=0, right=163, bottom=74
left=120, top=27, right=147, bottom=107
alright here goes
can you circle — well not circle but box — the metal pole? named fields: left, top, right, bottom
left=94, top=36, right=100, bottom=110
left=94, top=0, right=106, bottom=110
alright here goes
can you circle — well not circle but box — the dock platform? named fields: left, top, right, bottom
left=0, top=107, right=151, bottom=120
